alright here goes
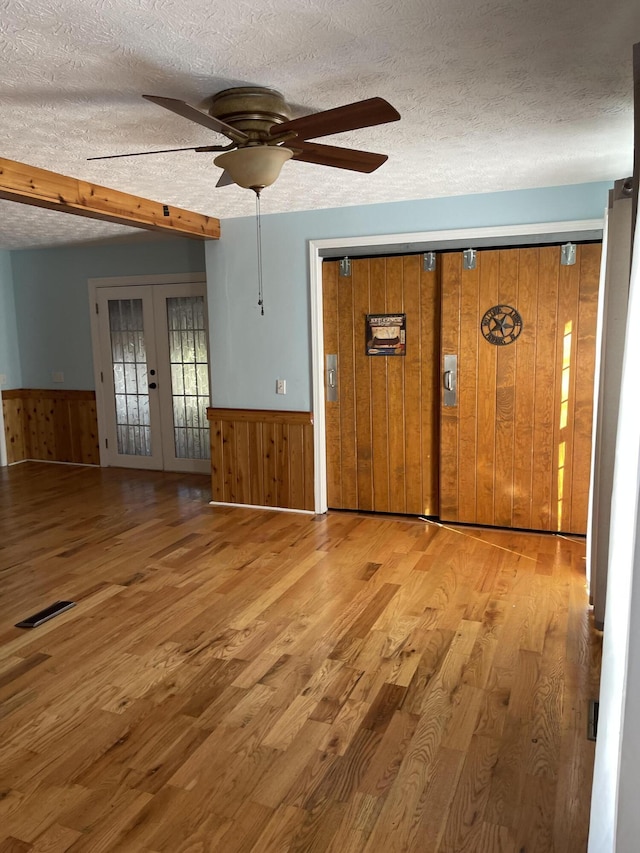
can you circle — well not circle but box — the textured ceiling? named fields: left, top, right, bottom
left=0, top=0, right=639, bottom=249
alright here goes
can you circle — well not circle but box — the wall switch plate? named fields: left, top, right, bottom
left=52, top=371, right=64, bottom=383
left=276, top=379, right=286, bottom=395
left=0, top=374, right=6, bottom=386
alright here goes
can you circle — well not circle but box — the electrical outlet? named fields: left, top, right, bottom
left=276, top=379, right=286, bottom=395
left=52, top=371, right=64, bottom=383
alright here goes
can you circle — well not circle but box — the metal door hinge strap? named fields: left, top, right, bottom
left=339, top=257, right=351, bottom=277
left=463, top=249, right=476, bottom=270
left=561, top=243, right=576, bottom=266
left=423, top=252, right=436, bottom=272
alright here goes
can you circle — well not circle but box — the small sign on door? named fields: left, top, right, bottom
left=365, top=313, right=406, bottom=356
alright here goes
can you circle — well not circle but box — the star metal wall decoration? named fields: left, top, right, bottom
left=480, top=305, right=523, bottom=346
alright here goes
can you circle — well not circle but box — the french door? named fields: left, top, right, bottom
left=96, top=282, right=211, bottom=473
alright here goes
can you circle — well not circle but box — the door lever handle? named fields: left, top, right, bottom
left=443, top=371, right=453, bottom=391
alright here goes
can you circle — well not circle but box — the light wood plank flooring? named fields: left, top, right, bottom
left=0, top=463, right=600, bottom=852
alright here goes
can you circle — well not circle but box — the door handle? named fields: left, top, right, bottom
left=443, top=355, right=457, bottom=406
left=326, top=354, right=338, bottom=402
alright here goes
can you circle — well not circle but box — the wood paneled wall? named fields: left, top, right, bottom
left=207, top=408, right=314, bottom=511
left=2, top=389, right=100, bottom=465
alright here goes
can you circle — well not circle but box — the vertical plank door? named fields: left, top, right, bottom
left=440, top=243, right=601, bottom=534
left=323, top=254, right=440, bottom=515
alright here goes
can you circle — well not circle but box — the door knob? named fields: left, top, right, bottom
left=148, top=382, right=157, bottom=389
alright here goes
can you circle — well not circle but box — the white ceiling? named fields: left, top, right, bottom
left=0, top=0, right=638, bottom=250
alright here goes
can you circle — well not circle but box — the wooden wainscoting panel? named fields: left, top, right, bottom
left=71, top=396, right=100, bottom=465
left=2, top=389, right=99, bottom=465
left=262, top=420, right=278, bottom=506
left=2, top=393, right=27, bottom=463
left=207, top=408, right=314, bottom=511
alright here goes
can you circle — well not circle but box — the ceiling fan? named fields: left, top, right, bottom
left=89, top=86, right=401, bottom=194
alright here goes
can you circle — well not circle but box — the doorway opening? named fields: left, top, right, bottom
left=309, top=219, right=603, bottom=518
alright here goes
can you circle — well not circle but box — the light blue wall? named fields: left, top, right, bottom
left=5, top=182, right=611, bottom=400
left=0, top=250, right=21, bottom=388
left=206, top=182, right=611, bottom=411
left=11, top=238, right=205, bottom=389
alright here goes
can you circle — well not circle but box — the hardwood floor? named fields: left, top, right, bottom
left=0, top=463, right=600, bottom=852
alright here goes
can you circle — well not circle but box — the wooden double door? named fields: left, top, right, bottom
left=323, top=243, right=601, bottom=534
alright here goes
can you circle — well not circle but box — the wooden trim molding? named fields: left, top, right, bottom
left=208, top=408, right=313, bottom=426
left=2, top=389, right=99, bottom=465
left=2, top=388, right=96, bottom=401
left=207, top=407, right=315, bottom=511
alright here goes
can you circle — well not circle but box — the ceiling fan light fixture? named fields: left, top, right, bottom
left=214, top=146, right=293, bottom=191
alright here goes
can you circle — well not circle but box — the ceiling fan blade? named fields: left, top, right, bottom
left=291, top=140, right=388, bottom=173
left=275, top=97, right=400, bottom=141
left=216, top=170, right=236, bottom=188
left=143, top=95, right=249, bottom=143
left=87, top=144, right=229, bottom=161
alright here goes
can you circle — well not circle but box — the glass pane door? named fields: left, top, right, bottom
left=97, top=286, right=164, bottom=470
left=166, top=296, right=211, bottom=462
left=108, top=298, right=152, bottom=457
left=154, top=283, right=211, bottom=474
left=97, top=281, right=211, bottom=474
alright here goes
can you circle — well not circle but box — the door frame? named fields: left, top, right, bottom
left=309, top=219, right=603, bottom=514
left=88, top=272, right=207, bottom=468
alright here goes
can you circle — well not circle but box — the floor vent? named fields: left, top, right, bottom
left=16, top=600, right=76, bottom=629
left=588, top=699, right=599, bottom=741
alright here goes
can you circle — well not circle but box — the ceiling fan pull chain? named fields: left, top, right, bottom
left=255, top=191, right=264, bottom=315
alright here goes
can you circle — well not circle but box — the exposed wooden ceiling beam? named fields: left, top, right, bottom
left=0, top=157, right=220, bottom=240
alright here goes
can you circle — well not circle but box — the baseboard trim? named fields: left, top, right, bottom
left=209, top=500, right=315, bottom=516
left=9, top=459, right=99, bottom=468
